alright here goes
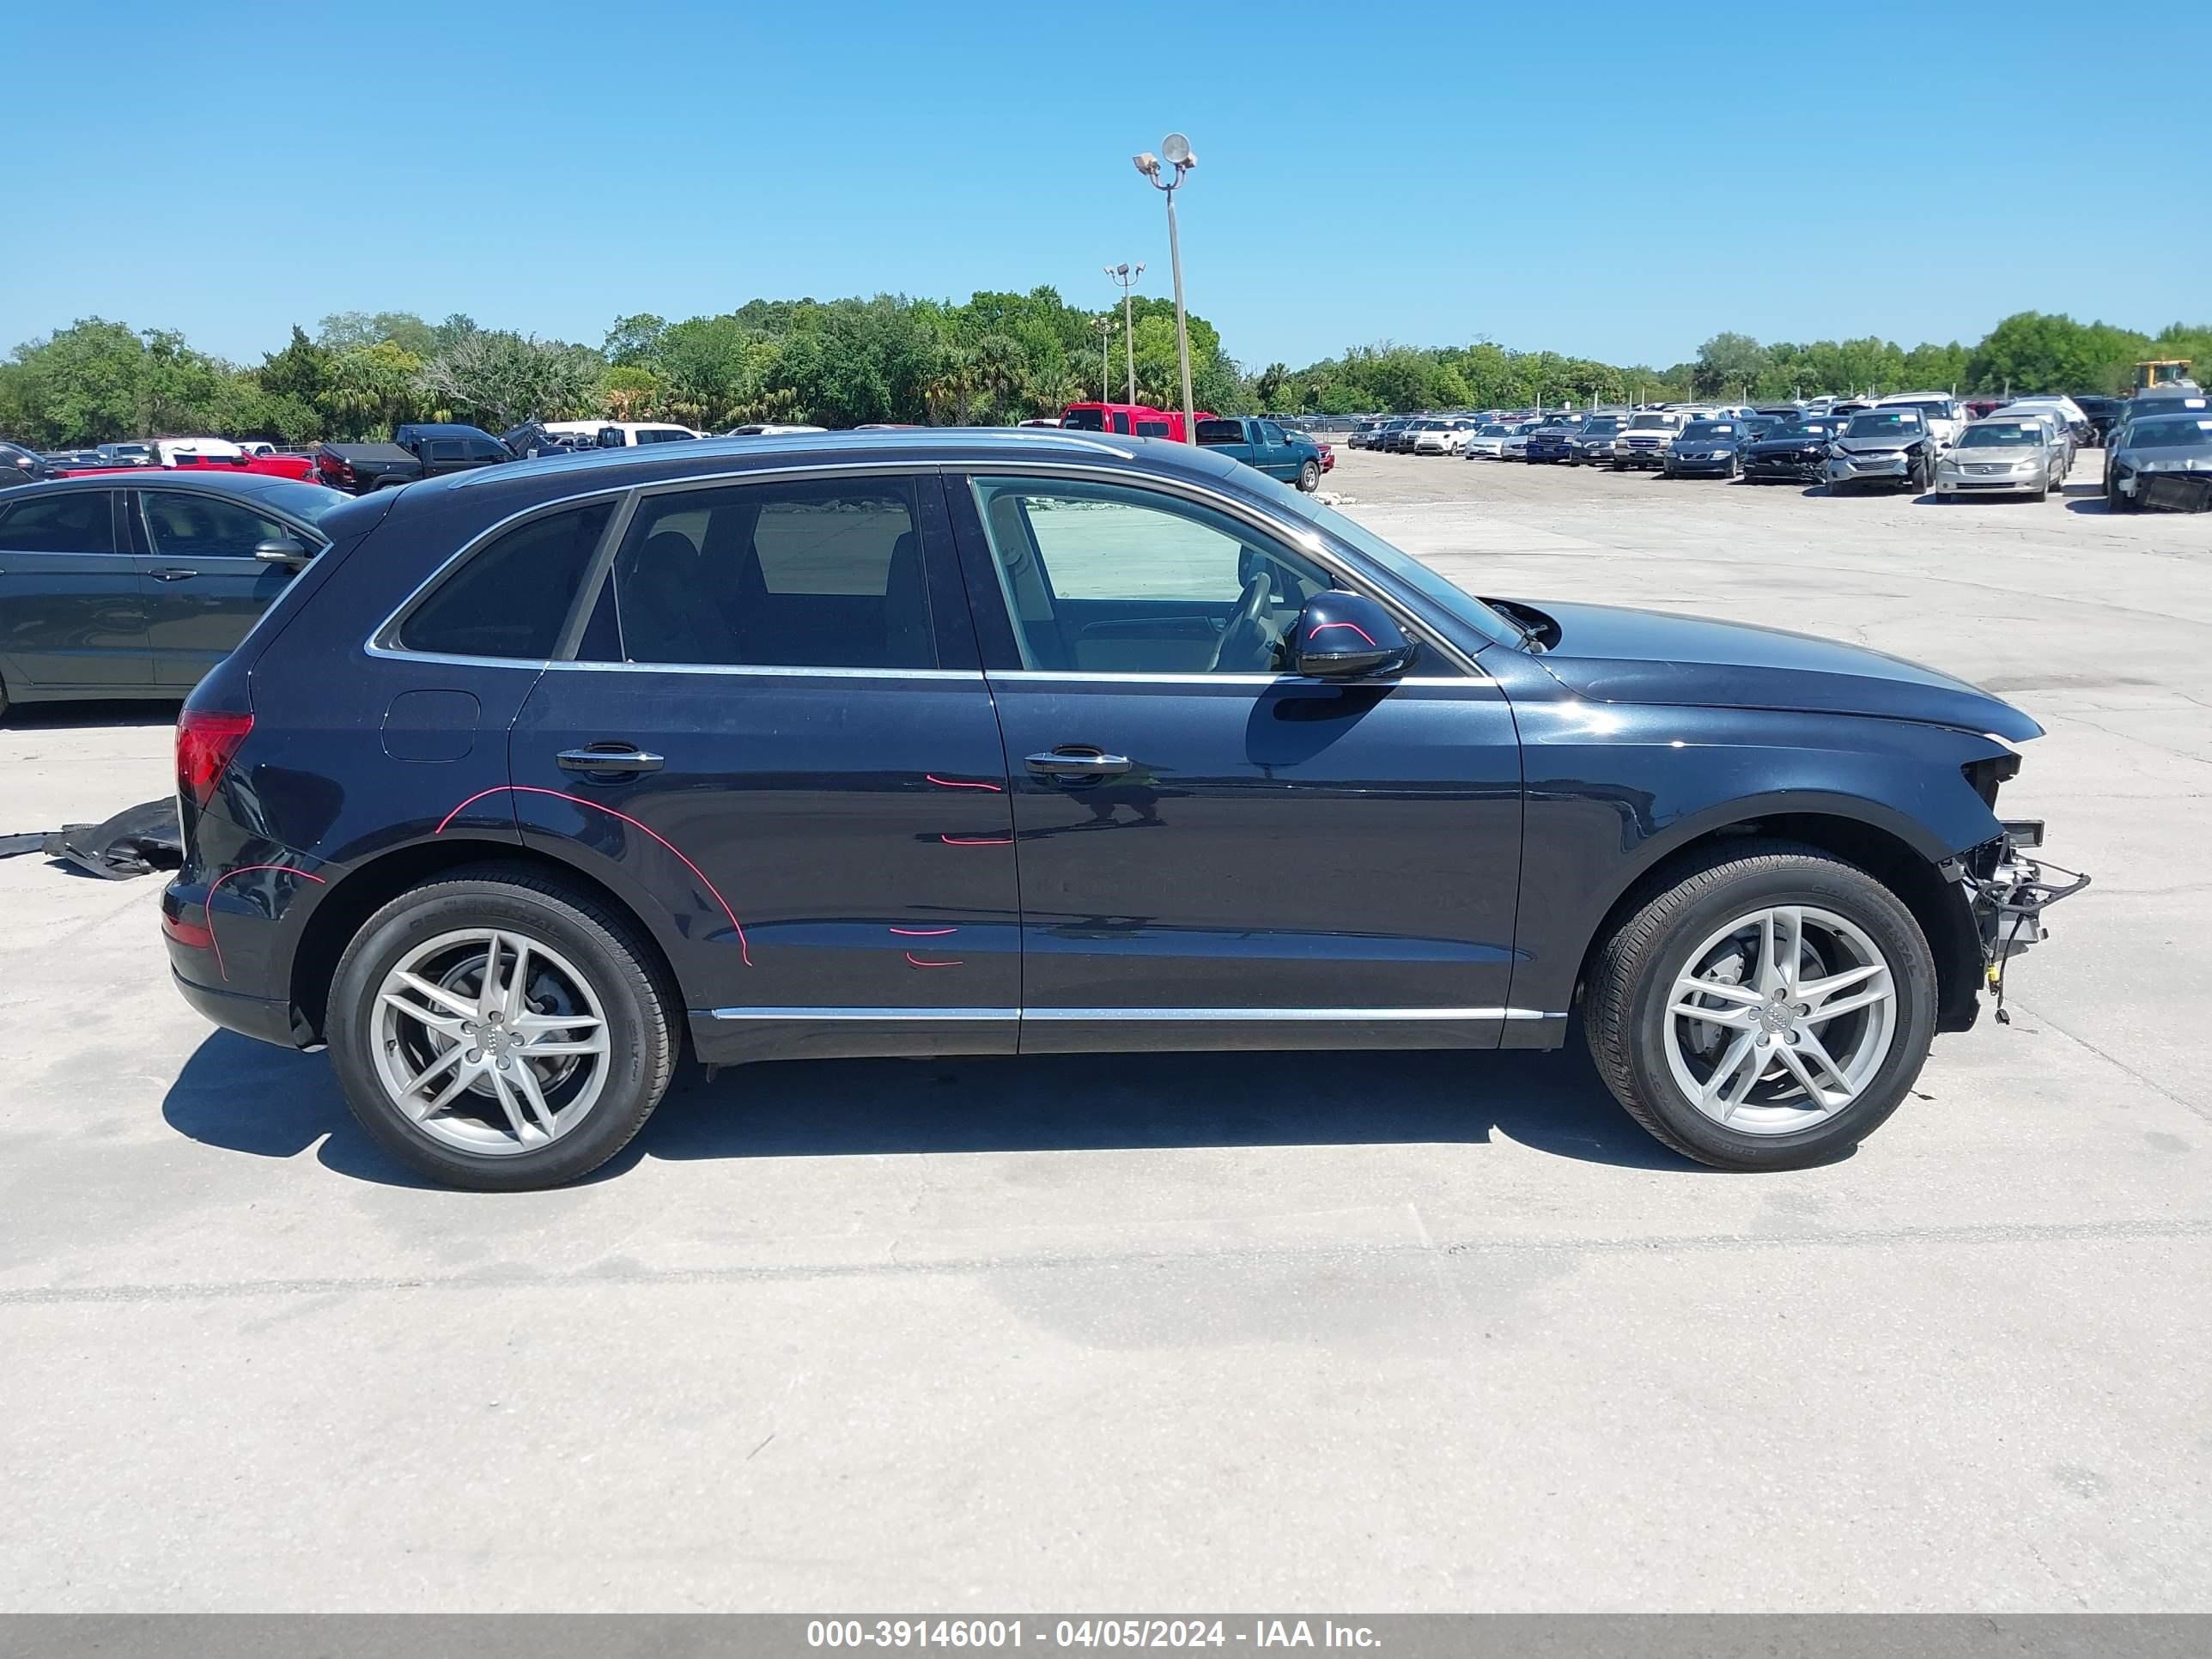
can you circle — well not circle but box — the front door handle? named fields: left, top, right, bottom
left=1025, top=747, right=1133, bottom=778
left=557, top=744, right=665, bottom=778
left=150, top=567, right=198, bottom=582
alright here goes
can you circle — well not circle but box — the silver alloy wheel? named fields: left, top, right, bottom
left=371, top=927, right=611, bottom=1157
left=1662, top=904, right=1899, bottom=1135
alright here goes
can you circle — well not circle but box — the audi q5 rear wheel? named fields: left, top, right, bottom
left=1583, top=842, right=1938, bottom=1170
left=327, top=864, right=678, bottom=1190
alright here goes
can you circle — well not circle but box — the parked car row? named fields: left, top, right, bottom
left=1348, top=386, right=2204, bottom=507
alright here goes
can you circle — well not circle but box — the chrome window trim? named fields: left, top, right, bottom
left=538, top=660, right=986, bottom=683
left=363, top=455, right=1488, bottom=678
left=984, top=670, right=1499, bottom=689
left=705, top=1007, right=1019, bottom=1022
left=365, top=482, right=638, bottom=659
left=705, top=1006, right=1560, bottom=1023
left=1023, top=1006, right=1555, bottom=1023
left=368, top=460, right=951, bottom=667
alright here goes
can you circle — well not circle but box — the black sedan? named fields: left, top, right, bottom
left=1662, top=419, right=1757, bottom=478
left=158, top=428, right=2080, bottom=1188
left=0, top=471, right=350, bottom=718
left=1741, top=417, right=1846, bottom=484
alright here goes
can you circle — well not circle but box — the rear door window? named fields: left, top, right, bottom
left=0, top=491, right=116, bottom=553
left=599, top=477, right=933, bottom=669
left=393, top=501, right=615, bottom=659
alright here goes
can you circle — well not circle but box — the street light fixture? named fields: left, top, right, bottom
left=1105, top=261, right=1144, bottom=405
left=1133, top=133, right=1197, bottom=442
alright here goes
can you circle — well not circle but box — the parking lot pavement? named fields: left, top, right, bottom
left=3, top=454, right=2210, bottom=1612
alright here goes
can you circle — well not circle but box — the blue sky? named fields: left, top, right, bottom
left=4, top=1, right=2204, bottom=372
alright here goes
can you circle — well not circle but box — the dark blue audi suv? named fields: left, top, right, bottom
left=161, top=429, right=2081, bottom=1188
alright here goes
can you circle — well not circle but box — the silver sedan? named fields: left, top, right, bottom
left=1934, top=418, right=2066, bottom=501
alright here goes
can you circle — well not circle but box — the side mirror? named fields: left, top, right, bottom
left=1289, top=592, right=1414, bottom=679
left=254, top=538, right=312, bottom=567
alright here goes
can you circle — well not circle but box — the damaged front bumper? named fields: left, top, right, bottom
left=1947, top=820, right=2092, bottom=1024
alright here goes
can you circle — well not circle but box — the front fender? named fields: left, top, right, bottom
left=1503, top=696, right=2014, bottom=1018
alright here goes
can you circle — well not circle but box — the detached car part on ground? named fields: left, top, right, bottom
left=161, top=431, right=2086, bottom=1190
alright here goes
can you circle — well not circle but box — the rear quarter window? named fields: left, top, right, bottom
left=392, top=501, right=614, bottom=659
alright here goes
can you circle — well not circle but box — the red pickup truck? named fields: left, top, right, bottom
left=1060, top=401, right=1217, bottom=442
left=50, top=438, right=316, bottom=482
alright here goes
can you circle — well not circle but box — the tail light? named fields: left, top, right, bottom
left=318, top=453, right=355, bottom=488
left=177, top=709, right=254, bottom=807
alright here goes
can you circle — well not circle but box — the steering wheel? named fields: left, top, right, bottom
left=1208, top=571, right=1274, bottom=672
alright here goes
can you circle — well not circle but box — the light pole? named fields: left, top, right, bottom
left=1105, top=261, right=1144, bottom=404
left=1093, top=316, right=1113, bottom=402
left=1133, top=134, right=1197, bottom=442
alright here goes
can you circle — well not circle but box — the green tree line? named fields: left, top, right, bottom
left=1261, top=313, right=2209, bottom=416
left=1, top=300, right=2203, bottom=449
left=0, top=290, right=1247, bottom=449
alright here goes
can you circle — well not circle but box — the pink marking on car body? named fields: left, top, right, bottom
left=204, top=863, right=327, bottom=981
left=939, top=834, right=1014, bottom=847
left=889, top=927, right=958, bottom=937
left=904, top=953, right=963, bottom=969
left=434, top=784, right=751, bottom=965
left=1308, top=620, right=1378, bottom=647
left=926, top=775, right=1003, bottom=792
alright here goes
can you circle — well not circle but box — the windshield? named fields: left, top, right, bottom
left=2127, top=417, right=2212, bottom=449
left=239, top=479, right=353, bottom=527
left=1625, top=415, right=1674, bottom=432
left=1476, top=424, right=1509, bottom=436
left=1958, top=422, right=2041, bottom=447
left=1844, top=411, right=1923, bottom=438
left=1680, top=422, right=1736, bottom=440
left=1580, top=417, right=1620, bottom=434
left=1887, top=399, right=1953, bottom=416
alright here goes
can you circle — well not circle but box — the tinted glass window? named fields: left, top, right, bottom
left=397, top=501, right=613, bottom=659
left=605, top=477, right=933, bottom=669
left=1195, top=420, right=1246, bottom=445
left=143, top=493, right=291, bottom=557
left=967, top=476, right=1334, bottom=674
left=1060, top=408, right=1106, bottom=431
left=1135, top=420, right=1171, bottom=437
left=0, top=491, right=114, bottom=554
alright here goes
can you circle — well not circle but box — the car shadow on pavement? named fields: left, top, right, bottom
left=635, top=1043, right=1699, bottom=1173
left=162, top=1030, right=1707, bottom=1184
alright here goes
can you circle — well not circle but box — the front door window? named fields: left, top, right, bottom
left=965, top=477, right=1333, bottom=676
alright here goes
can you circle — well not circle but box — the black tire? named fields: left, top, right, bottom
left=1611, top=459, right=1626, bottom=472
left=0, top=672, right=9, bottom=723
left=1297, top=459, right=1321, bottom=494
left=1581, top=841, right=1938, bottom=1171
left=326, top=863, right=678, bottom=1190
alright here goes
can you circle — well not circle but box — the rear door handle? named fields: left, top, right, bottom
left=150, top=567, right=198, bottom=581
left=556, top=744, right=664, bottom=777
left=1025, top=747, right=1132, bottom=778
